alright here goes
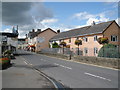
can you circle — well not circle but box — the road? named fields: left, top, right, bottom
left=2, top=54, right=55, bottom=88
left=18, top=50, right=119, bottom=88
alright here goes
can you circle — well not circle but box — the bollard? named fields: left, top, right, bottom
left=69, top=54, right=71, bottom=60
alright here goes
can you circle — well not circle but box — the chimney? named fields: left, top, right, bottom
left=17, top=25, right=18, bottom=30
left=25, top=34, right=27, bottom=38
left=57, top=30, right=60, bottom=33
left=32, top=29, right=35, bottom=32
left=92, top=21, right=95, bottom=26
left=37, top=29, right=41, bottom=32
left=16, top=25, right=18, bottom=34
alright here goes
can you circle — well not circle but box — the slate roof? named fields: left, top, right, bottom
left=50, top=20, right=115, bottom=41
left=28, top=28, right=57, bottom=39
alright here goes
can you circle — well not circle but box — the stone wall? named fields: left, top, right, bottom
left=38, top=52, right=120, bottom=69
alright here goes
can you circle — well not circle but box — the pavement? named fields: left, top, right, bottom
left=2, top=54, right=55, bottom=88
left=19, top=50, right=119, bottom=89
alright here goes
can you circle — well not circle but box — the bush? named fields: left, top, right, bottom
left=98, top=44, right=120, bottom=58
left=52, top=42, right=60, bottom=48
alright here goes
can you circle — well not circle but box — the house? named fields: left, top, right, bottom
left=0, top=32, right=18, bottom=54
left=18, top=38, right=26, bottom=49
left=27, top=28, right=57, bottom=52
left=0, top=26, right=19, bottom=54
left=50, top=20, right=120, bottom=56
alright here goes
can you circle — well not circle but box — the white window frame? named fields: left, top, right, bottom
left=111, top=35, right=118, bottom=42
left=84, top=37, right=88, bottom=42
left=84, top=48, right=88, bottom=54
left=76, top=37, right=79, bottom=40
left=94, top=35, right=98, bottom=41
left=94, top=47, right=98, bottom=54
left=69, top=38, right=71, bottom=43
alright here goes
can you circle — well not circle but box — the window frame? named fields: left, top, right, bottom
left=84, top=37, right=88, bottom=42
left=111, top=35, right=118, bottom=42
left=84, top=47, right=88, bottom=54
left=69, top=38, right=71, bottom=43
left=94, top=35, right=98, bottom=41
left=94, top=47, right=98, bottom=54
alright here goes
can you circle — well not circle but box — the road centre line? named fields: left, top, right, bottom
left=54, top=63, right=72, bottom=70
left=24, top=61, right=28, bottom=65
left=40, top=58, right=46, bottom=61
left=84, top=72, right=111, bottom=81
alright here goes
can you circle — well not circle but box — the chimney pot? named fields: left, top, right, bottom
left=92, top=21, right=95, bottom=26
left=32, top=29, right=35, bottom=32
left=37, top=29, right=41, bottom=32
left=57, top=30, right=60, bottom=33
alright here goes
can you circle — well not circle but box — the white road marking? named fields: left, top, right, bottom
left=41, top=59, right=46, bottom=62
left=54, top=63, right=59, bottom=66
left=24, top=61, right=28, bottom=65
left=54, top=63, right=72, bottom=70
left=84, top=72, right=111, bottom=81
left=29, top=64, right=33, bottom=66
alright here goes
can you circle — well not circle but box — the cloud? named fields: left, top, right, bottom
left=73, top=11, right=109, bottom=25
left=73, top=12, right=94, bottom=20
left=2, top=2, right=53, bottom=25
left=41, top=18, right=58, bottom=24
left=2, top=28, right=12, bottom=33
left=2, top=2, right=33, bottom=25
left=2, top=2, right=54, bottom=38
left=115, top=18, right=120, bottom=25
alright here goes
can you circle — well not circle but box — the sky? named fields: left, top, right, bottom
left=1, top=1, right=119, bottom=38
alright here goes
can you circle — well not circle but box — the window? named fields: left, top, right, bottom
left=84, top=48, right=88, bottom=54
left=59, top=40, right=61, bottom=42
left=111, top=35, right=118, bottom=42
left=76, top=37, right=79, bottom=40
left=94, top=35, right=98, bottom=41
left=94, top=47, right=98, bottom=54
left=69, top=38, right=71, bottom=43
left=84, top=37, right=88, bottom=42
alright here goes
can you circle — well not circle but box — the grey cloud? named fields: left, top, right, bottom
left=2, top=2, right=54, bottom=37
left=2, top=2, right=33, bottom=25
left=2, top=2, right=53, bottom=26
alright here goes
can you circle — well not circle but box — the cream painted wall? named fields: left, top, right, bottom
left=64, top=34, right=103, bottom=56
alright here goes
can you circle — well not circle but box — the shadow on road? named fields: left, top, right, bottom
left=1, top=63, right=12, bottom=70
left=12, top=63, right=59, bottom=70
left=14, top=53, right=33, bottom=56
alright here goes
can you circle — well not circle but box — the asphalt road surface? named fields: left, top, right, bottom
left=18, top=50, right=119, bottom=88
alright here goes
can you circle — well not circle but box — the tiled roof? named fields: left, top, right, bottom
left=28, top=28, right=57, bottom=39
left=50, top=20, right=115, bottom=41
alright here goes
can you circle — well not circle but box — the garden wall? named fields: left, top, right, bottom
left=38, top=52, right=120, bottom=69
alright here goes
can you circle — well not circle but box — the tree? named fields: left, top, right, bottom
left=98, top=44, right=120, bottom=58
left=52, top=42, right=60, bottom=48
left=75, top=39, right=82, bottom=55
left=60, top=42, right=66, bottom=54
left=97, top=37, right=109, bottom=57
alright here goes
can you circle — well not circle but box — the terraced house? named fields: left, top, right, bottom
left=50, top=20, right=120, bottom=56
left=27, top=28, right=57, bottom=52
